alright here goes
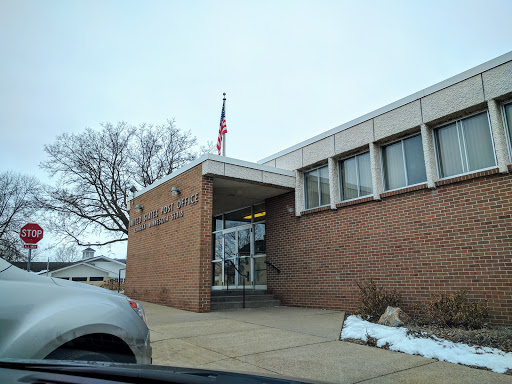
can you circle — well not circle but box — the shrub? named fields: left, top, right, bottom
left=425, top=290, right=489, bottom=329
left=100, top=279, right=125, bottom=291
left=354, top=280, right=402, bottom=322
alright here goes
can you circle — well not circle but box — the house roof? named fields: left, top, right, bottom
left=40, top=261, right=113, bottom=276
left=80, top=256, right=126, bottom=267
left=13, top=256, right=125, bottom=274
left=34, top=256, right=126, bottom=273
left=12, top=262, right=73, bottom=273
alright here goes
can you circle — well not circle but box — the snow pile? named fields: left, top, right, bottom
left=341, top=315, right=512, bottom=374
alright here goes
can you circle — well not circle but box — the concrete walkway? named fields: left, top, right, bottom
left=142, top=301, right=512, bottom=383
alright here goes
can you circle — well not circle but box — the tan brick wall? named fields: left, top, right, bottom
left=266, top=172, right=512, bottom=324
left=125, top=165, right=212, bottom=312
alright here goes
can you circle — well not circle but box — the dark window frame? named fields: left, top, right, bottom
left=381, top=133, right=427, bottom=191
left=303, top=165, right=330, bottom=209
left=433, top=110, right=497, bottom=179
left=338, top=151, right=373, bottom=201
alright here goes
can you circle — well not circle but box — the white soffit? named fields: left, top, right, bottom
left=132, top=154, right=294, bottom=198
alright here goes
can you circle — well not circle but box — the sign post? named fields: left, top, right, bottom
left=20, top=223, right=44, bottom=272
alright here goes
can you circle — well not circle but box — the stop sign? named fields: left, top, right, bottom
left=20, top=223, right=44, bottom=244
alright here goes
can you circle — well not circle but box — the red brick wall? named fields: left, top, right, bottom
left=266, top=171, right=512, bottom=324
left=125, top=165, right=212, bottom=312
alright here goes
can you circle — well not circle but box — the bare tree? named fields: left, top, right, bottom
left=198, top=140, right=217, bottom=156
left=52, top=243, right=81, bottom=262
left=0, top=171, right=40, bottom=262
left=39, top=120, right=202, bottom=246
left=129, top=119, right=197, bottom=187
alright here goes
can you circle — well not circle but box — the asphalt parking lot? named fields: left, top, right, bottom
left=142, top=301, right=512, bottom=383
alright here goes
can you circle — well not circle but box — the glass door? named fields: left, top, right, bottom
left=211, top=205, right=267, bottom=290
left=237, top=228, right=252, bottom=287
left=224, top=231, right=237, bottom=287
left=253, top=223, right=267, bottom=288
left=212, top=233, right=223, bottom=287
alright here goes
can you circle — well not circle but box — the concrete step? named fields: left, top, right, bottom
left=210, top=299, right=281, bottom=311
left=210, top=289, right=280, bottom=311
left=211, top=294, right=275, bottom=303
left=211, top=289, right=268, bottom=296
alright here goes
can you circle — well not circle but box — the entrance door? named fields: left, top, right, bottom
left=224, top=231, right=237, bottom=287
left=212, top=223, right=265, bottom=289
left=237, top=228, right=252, bottom=287
left=223, top=226, right=251, bottom=289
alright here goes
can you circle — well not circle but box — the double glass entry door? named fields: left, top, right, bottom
left=212, top=223, right=267, bottom=289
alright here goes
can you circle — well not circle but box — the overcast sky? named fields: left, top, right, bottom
left=1, top=0, right=511, bottom=259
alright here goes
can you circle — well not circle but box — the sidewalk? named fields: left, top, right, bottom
left=142, top=301, right=512, bottom=383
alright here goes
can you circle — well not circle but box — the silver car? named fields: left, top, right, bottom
left=0, top=258, right=151, bottom=364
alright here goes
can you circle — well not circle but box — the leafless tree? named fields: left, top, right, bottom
left=129, top=119, right=197, bottom=187
left=39, top=120, right=203, bottom=247
left=0, top=171, right=40, bottom=262
left=52, top=243, right=81, bottom=262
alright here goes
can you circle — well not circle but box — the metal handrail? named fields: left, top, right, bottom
left=118, top=268, right=126, bottom=293
left=264, top=260, right=281, bottom=274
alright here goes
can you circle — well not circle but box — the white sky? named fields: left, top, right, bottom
left=1, top=0, right=511, bottom=259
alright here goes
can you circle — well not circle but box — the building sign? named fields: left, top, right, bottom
left=130, top=192, right=199, bottom=233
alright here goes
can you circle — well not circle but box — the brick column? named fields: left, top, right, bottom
left=488, top=99, right=510, bottom=173
left=421, top=123, right=437, bottom=188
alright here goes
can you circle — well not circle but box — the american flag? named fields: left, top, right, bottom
left=216, top=95, right=227, bottom=155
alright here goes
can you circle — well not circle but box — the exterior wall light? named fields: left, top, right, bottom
left=135, top=204, right=144, bottom=212
left=171, top=187, right=181, bottom=196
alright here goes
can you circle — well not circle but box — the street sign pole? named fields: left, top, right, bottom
left=20, top=223, right=43, bottom=273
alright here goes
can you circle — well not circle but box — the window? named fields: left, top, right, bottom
left=503, top=102, right=512, bottom=159
left=434, top=112, right=495, bottom=179
left=339, top=152, right=372, bottom=200
left=304, top=165, right=330, bottom=209
left=71, top=277, right=87, bottom=281
left=214, top=204, right=266, bottom=231
left=382, top=134, right=427, bottom=191
left=224, top=207, right=252, bottom=229
left=89, top=277, right=104, bottom=282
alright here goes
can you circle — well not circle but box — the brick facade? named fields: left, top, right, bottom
left=125, top=165, right=213, bottom=312
left=266, top=171, right=512, bottom=324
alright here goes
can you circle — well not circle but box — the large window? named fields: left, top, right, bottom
left=382, top=134, right=427, bottom=191
left=503, top=102, right=512, bottom=160
left=434, top=112, right=495, bottom=179
left=339, top=152, right=372, bottom=200
left=304, top=165, right=330, bottom=209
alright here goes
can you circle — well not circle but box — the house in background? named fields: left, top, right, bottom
left=14, top=248, right=126, bottom=287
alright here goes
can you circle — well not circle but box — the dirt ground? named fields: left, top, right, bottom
left=405, top=322, right=512, bottom=353
left=342, top=313, right=512, bottom=375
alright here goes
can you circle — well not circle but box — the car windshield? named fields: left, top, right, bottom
left=2, top=2, right=512, bottom=383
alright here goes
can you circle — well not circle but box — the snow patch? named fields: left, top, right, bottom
left=341, top=315, right=512, bottom=374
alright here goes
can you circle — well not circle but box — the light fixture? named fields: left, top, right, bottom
left=171, top=187, right=181, bottom=196
left=135, top=204, right=144, bottom=212
left=129, top=186, right=137, bottom=194
left=243, top=212, right=266, bottom=219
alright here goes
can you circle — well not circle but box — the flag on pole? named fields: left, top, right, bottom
left=216, top=93, right=227, bottom=155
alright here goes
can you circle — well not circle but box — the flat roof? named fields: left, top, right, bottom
left=258, top=50, right=512, bottom=164
left=132, top=153, right=294, bottom=199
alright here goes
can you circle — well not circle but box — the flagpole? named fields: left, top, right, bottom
left=222, top=93, right=226, bottom=157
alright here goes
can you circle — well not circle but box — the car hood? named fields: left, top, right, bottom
left=0, top=258, right=123, bottom=297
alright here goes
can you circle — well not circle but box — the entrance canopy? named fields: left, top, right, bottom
left=201, top=155, right=295, bottom=215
